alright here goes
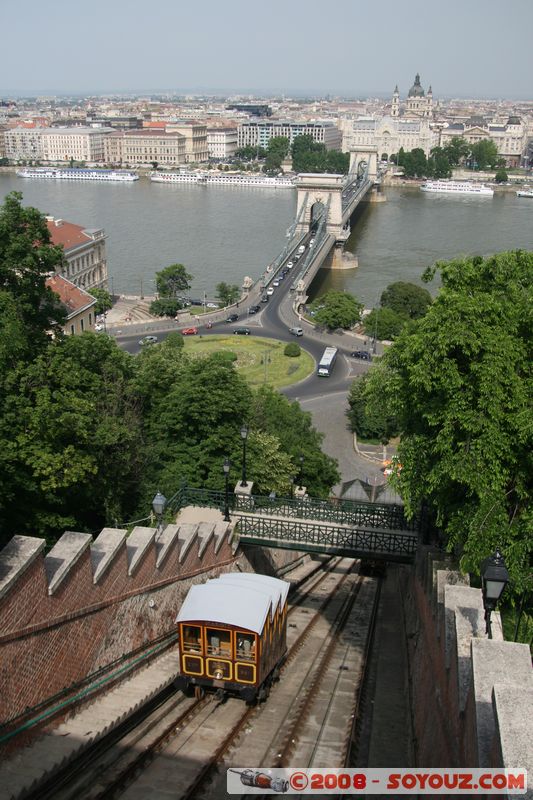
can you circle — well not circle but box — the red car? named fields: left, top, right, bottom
left=181, top=326, right=198, bottom=335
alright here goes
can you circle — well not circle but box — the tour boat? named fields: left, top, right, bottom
left=150, top=171, right=294, bottom=188
left=516, top=189, right=533, bottom=198
left=17, top=168, right=139, bottom=182
left=420, top=180, right=493, bottom=197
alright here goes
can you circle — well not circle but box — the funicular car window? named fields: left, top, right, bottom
left=236, top=632, right=256, bottom=661
left=206, top=627, right=232, bottom=657
left=182, top=624, right=202, bottom=653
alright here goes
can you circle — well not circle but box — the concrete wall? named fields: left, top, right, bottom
left=405, top=547, right=532, bottom=797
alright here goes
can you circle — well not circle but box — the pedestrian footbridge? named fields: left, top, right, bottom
left=172, top=484, right=421, bottom=564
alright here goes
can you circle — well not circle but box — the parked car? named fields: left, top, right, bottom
left=289, top=327, right=303, bottom=337
left=272, top=279, right=280, bottom=287
left=266, top=287, right=275, bottom=296
left=139, top=335, right=158, bottom=345
left=234, top=327, right=251, bottom=335
left=350, top=350, right=372, bottom=361
left=181, top=327, right=198, bottom=335
left=225, top=313, right=239, bottom=323
left=248, top=305, right=261, bottom=315
left=261, top=293, right=269, bottom=303
left=206, top=302, right=218, bottom=309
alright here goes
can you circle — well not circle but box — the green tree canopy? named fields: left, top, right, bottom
left=364, top=307, right=407, bottom=340
left=469, top=139, right=500, bottom=170
left=380, top=281, right=433, bottom=319
left=88, top=287, right=113, bottom=314
left=310, top=290, right=363, bottom=331
left=155, top=263, right=193, bottom=298
left=365, top=250, right=533, bottom=593
left=348, top=372, right=399, bottom=442
left=442, top=137, right=470, bottom=166
left=494, top=169, right=508, bottom=183
left=0, top=192, right=66, bottom=359
left=216, top=282, right=240, bottom=307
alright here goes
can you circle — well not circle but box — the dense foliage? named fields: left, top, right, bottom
left=284, top=342, right=301, bottom=357
left=88, top=287, right=113, bottom=314
left=216, top=282, right=240, bottom=307
left=149, top=297, right=183, bottom=316
left=347, top=373, right=398, bottom=442
left=310, top=290, right=363, bottom=330
left=397, top=137, right=505, bottom=179
left=363, top=307, right=408, bottom=341
left=155, top=263, right=193, bottom=298
left=0, top=195, right=340, bottom=546
left=291, top=135, right=349, bottom=174
left=380, top=281, right=433, bottom=320
left=363, top=250, right=533, bottom=592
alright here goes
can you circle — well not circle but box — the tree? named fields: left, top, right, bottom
left=88, top=287, right=113, bottom=314
left=155, top=263, right=193, bottom=298
left=250, top=386, right=340, bottom=497
left=149, top=298, right=182, bottom=316
left=364, top=250, right=533, bottom=593
left=364, top=307, right=407, bottom=340
left=469, top=139, right=500, bottom=170
left=347, top=373, right=398, bottom=442
left=380, top=281, right=433, bottom=320
left=284, top=342, right=301, bottom=357
left=494, top=169, right=508, bottom=183
left=216, top=282, right=240, bottom=307
left=0, top=333, right=143, bottom=545
left=442, top=137, right=470, bottom=166
left=0, top=192, right=66, bottom=360
left=401, top=148, right=428, bottom=178
left=427, top=147, right=452, bottom=179
left=310, top=291, right=363, bottom=331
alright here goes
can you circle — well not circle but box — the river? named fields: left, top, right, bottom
left=1, top=174, right=532, bottom=305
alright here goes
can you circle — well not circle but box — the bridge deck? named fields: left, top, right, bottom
left=234, top=512, right=418, bottom=564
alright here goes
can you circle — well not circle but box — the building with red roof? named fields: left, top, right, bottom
left=46, top=275, right=97, bottom=336
left=46, top=216, right=108, bottom=291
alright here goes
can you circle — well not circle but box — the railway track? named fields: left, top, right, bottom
left=29, top=558, right=342, bottom=800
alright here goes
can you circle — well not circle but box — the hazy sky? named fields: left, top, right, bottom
left=2, top=0, right=532, bottom=98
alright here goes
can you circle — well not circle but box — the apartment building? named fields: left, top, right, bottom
left=166, top=122, right=209, bottom=163
left=207, top=128, right=238, bottom=160
left=104, top=129, right=187, bottom=166
left=238, top=120, right=342, bottom=151
left=41, top=127, right=112, bottom=163
left=46, top=216, right=108, bottom=291
left=3, top=126, right=46, bottom=161
left=439, top=116, right=528, bottom=167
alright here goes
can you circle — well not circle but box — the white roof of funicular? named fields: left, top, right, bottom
left=217, top=573, right=290, bottom=614
left=175, top=574, right=290, bottom=634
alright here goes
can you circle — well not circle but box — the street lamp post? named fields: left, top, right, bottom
left=298, top=454, right=304, bottom=490
left=223, top=458, right=231, bottom=522
left=240, top=425, right=249, bottom=487
left=152, top=490, right=167, bottom=534
left=481, top=549, right=510, bottom=639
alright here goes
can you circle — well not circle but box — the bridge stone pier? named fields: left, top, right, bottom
left=295, top=173, right=347, bottom=241
left=349, top=145, right=379, bottom=181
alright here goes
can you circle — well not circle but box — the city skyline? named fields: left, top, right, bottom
left=2, top=0, right=532, bottom=100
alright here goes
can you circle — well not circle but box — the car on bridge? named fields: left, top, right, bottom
left=181, top=327, right=198, bottom=335
left=234, top=327, right=251, bottom=335
left=350, top=350, right=372, bottom=361
left=139, top=335, right=158, bottom=346
left=287, top=261, right=294, bottom=269
left=225, top=313, right=239, bottom=323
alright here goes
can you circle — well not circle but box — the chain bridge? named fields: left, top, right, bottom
left=257, top=146, right=383, bottom=307
left=171, top=483, right=422, bottom=564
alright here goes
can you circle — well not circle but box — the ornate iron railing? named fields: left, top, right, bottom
left=233, top=514, right=418, bottom=562
left=169, top=483, right=419, bottom=532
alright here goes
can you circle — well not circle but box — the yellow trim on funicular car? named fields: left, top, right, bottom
left=235, top=662, right=257, bottom=684
left=182, top=654, right=204, bottom=675
left=206, top=658, right=233, bottom=680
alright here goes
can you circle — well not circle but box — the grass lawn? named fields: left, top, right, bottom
left=183, top=335, right=315, bottom=389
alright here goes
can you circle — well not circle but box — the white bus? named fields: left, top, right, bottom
left=317, top=346, right=338, bottom=377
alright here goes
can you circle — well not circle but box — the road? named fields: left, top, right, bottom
left=113, top=241, right=387, bottom=487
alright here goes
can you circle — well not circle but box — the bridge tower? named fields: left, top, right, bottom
left=294, top=173, right=346, bottom=240
left=349, top=146, right=379, bottom=181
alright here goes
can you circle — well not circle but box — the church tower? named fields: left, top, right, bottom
left=391, top=85, right=400, bottom=117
